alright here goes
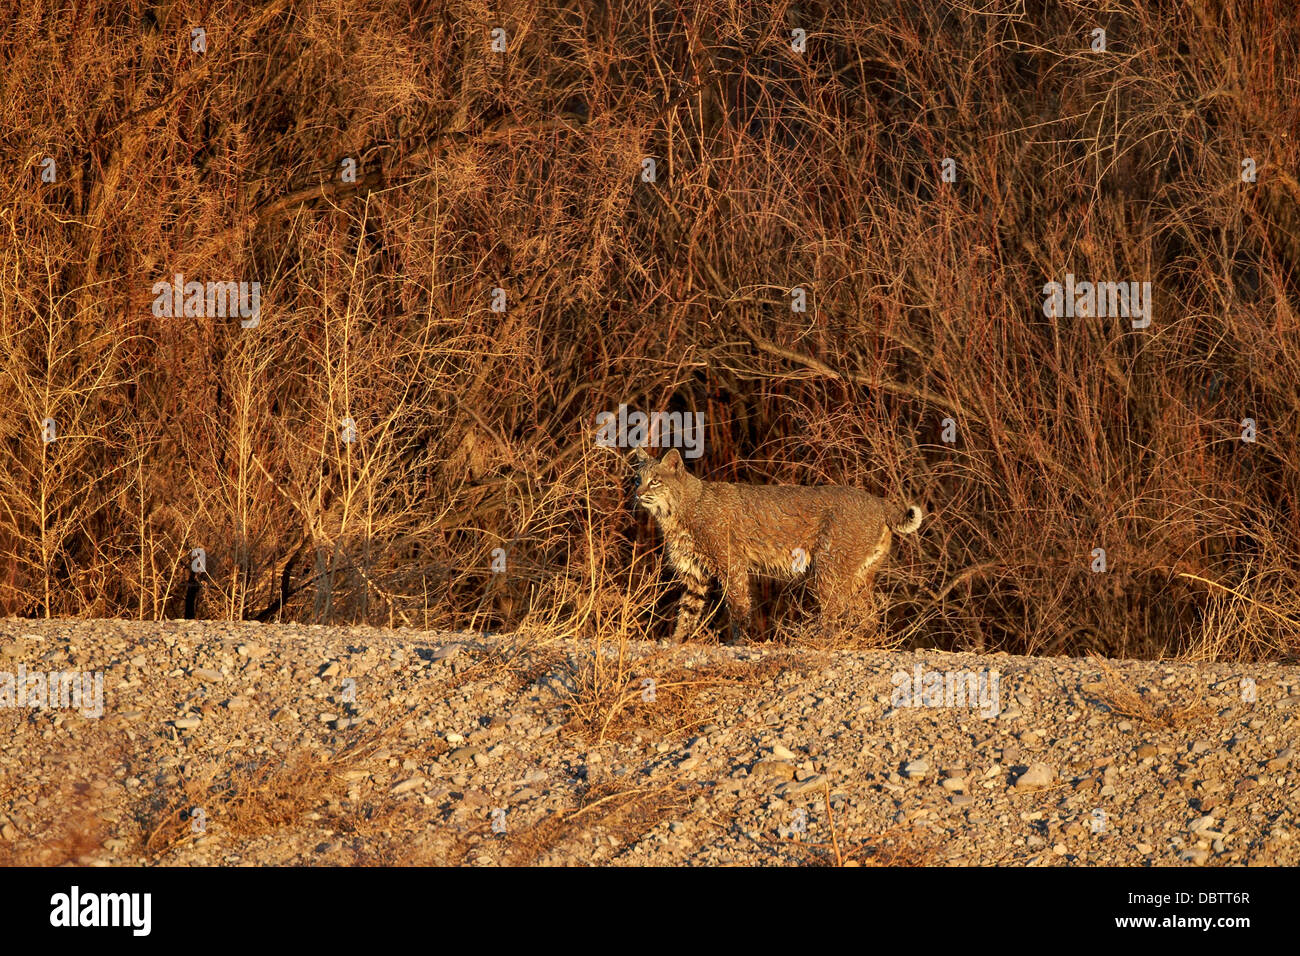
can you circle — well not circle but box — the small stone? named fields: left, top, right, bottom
left=1136, top=744, right=1157, bottom=759
left=1266, top=748, right=1294, bottom=771
left=771, top=744, right=797, bottom=761
left=1135, top=842, right=1153, bottom=854
left=902, top=759, right=929, bottom=778
left=942, top=777, right=966, bottom=792
left=192, top=667, right=223, bottom=682
left=751, top=760, right=796, bottom=782
left=173, top=717, right=201, bottom=730
left=449, top=746, right=482, bottom=766
left=1014, top=763, right=1056, bottom=790
left=391, top=777, right=424, bottom=795
left=776, top=775, right=826, bottom=797
left=320, top=661, right=340, bottom=678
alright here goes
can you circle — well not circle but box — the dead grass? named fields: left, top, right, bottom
left=499, top=777, right=699, bottom=865
left=0, top=0, right=1297, bottom=664
left=1085, top=655, right=1218, bottom=730
left=563, top=649, right=796, bottom=744
left=0, top=803, right=108, bottom=867
left=763, top=785, right=940, bottom=867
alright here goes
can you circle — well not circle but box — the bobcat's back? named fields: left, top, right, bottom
left=680, top=482, right=906, bottom=578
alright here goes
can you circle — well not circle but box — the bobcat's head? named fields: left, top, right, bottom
left=631, top=447, right=690, bottom=520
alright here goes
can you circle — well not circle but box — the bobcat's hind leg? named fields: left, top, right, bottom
left=721, top=568, right=754, bottom=644
left=814, top=522, right=892, bottom=635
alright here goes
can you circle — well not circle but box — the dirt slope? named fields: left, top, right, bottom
left=0, top=620, right=1295, bottom=866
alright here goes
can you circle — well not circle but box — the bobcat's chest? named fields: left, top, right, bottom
left=663, top=524, right=712, bottom=581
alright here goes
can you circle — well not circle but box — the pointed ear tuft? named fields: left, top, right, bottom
left=629, top=445, right=650, bottom=467
left=662, top=448, right=684, bottom=473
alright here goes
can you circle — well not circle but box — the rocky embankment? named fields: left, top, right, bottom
left=0, top=619, right=1296, bottom=866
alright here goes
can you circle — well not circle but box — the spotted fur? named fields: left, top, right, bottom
left=632, top=447, right=923, bottom=642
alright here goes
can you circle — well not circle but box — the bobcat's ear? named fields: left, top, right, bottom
left=662, top=448, right=684, bottom=473
left=629, top=445, right=651, bottom=467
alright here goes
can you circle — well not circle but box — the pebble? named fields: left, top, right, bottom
left=449, top=746, right=482, bottom=765
left=391, top=777, right=424, bottom=795
left=751, top=760, right=795, bottom=782
left=1266, top=748, right=1294, bottom=771
left=1014, top=763, right=1056, bottom=790
left=776, top=775, right=826, bottom=797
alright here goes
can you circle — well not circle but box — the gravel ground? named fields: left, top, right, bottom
left=0, top=619, right=1296, bottom=866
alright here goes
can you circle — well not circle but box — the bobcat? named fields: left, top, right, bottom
left=632, top=447, right=923, bottom=642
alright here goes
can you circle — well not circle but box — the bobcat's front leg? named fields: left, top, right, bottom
left=672, top=570, right=709, bottom=642
left=722, top=569, right=754, bottom=644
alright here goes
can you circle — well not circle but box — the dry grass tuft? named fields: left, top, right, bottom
left=1085, top=655, right=1217, bottom=730
left=564, top=649, right=796, bottom=744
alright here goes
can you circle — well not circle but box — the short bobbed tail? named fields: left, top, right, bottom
left=889, top=503, right=924, bottom=534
